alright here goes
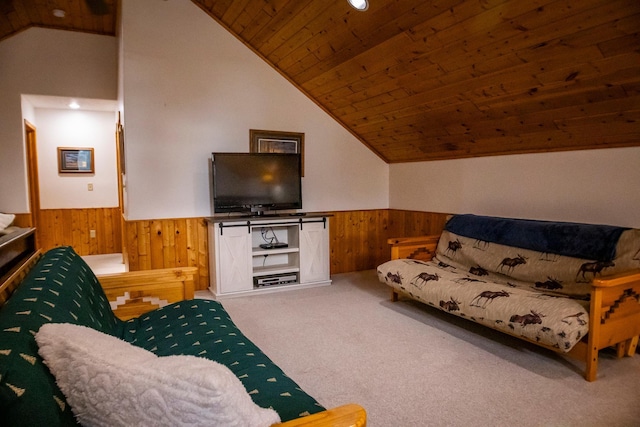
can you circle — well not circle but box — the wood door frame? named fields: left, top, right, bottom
left=116, top=112, right=127, bottom=266
left=24, top=119, right=41, bottom=247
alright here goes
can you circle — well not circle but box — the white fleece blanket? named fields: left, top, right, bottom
left=35, top=323, right=281, bottom=427
left=0, top=212, right=15, bottom=230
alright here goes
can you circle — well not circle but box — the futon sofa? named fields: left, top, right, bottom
left=377, top=214, right=640, bottom=381
left=0, top=246, right=365, bottom=426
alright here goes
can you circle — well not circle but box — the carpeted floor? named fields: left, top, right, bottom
left=204, top=270, right=640, bottom=426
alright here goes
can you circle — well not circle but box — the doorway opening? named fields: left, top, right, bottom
left=24, top=119, right=41, bottom=247
left=21, top=95, right=123, bottom=267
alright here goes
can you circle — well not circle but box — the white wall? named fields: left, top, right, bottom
left=390, top=147, right=640, bottom=228
left=120, top=0, right=388, bottom=220
left=34, top=108, right=119, bottom=209
left=3, top=11, right=637, bottom=230
left=0, top=28, right=117, bottom=213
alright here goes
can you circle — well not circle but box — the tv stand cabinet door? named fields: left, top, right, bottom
left=299, top=219, right=330, bottom=284
left=214, top=224, right=253, bottom=294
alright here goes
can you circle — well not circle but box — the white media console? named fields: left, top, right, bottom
left=207, top=214, right=331, bottom=297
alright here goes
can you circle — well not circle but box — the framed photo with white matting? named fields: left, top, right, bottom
left=250, top=129, right=304, bottom=176
left=58, top=147, right=94, bottom=174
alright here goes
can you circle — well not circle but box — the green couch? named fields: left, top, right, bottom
left=0, top=246, right=325, bottom=425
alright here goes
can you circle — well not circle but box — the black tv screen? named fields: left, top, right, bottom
left=211, top=152, right=302, bottom=215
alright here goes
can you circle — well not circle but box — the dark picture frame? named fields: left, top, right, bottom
left=58, top=147, right=94, bottom=173
left=250, top=129, right=305, bottom=176
left=117, top=112, right=125, bottom=173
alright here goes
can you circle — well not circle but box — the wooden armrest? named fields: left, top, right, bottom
left=585, top=268, right=640, bottom=380
left=387, top=235, right=440, bottom=246
left=387, top=235, right=440, bottom=261
left=98, top=267, right=198, bottom=320
left=592, top=269, right=640, bottom=288
left=275, top=404, right=366, bottom=427
left=98, top=267, right=197, bottom=293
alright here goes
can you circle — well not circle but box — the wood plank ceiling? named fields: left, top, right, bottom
left=194, top=0, right=640, bottom=162
left=0, top=0, right=116, bottom=40
left=2, top=1, right=638, bottom=163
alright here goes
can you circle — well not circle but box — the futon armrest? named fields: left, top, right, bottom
left=98, top=267, right=198, bottom=320
left=387, top=234, right=440, bottom=261
left=592, top=269, right=640, bottom=288
left=581, top=268, right=640, bottom=380
left=387, top=235, right=440, bottom=246
left=275, top=404, right=366, bottom=427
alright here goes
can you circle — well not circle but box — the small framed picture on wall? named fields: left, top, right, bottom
left=250, top=129, right=304, bottom=176
left=58, top=147, right=94, bottom=173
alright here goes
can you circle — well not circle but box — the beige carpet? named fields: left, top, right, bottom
left=210, top=270, right=640, bottom=426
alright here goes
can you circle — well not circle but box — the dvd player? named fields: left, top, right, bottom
left=255, top=274, right=298, bottom=287
left=259, top=242, right=288, bottom=249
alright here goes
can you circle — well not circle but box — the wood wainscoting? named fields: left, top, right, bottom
left=38, top=208, right=122, bottom=255
left=11, top=213, right=32, bottom=228
left=15, top=209, right=446, bottom=291
left=327, top=210, right=449, bottom=274
left=119, top=210, right=448, bottom=291
left=123, top=217, right=209, bottom=291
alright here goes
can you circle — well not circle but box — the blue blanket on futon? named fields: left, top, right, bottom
left=445, top=214, right=627, bottom=261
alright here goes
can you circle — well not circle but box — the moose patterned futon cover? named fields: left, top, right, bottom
left=377, top=214, right=640, bottom=352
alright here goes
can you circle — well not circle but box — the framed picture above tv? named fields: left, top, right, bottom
left=58, top=147, right=94, bottom=174
left=250, top=129, right=304, bottom=176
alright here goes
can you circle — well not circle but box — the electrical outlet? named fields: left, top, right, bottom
left=90, top=230, right=96, bottom=238
left=88, top=183, right=93, bottom=191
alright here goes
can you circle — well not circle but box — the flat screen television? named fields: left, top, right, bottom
left=211, top=152, right=302, bottom=216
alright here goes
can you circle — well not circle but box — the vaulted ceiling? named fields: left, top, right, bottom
left=0, top=1, right=116, bottom=40
left=2, top=0, right=639, bottom=163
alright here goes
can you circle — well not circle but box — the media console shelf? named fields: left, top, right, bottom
left=207, top=214, right=331, bottom=297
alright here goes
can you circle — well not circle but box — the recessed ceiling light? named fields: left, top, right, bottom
left=52, top=9, right=66, bottom=18
left=348, top=0, right=369, bottom=11
left=69, top=101, right=80, bottom=109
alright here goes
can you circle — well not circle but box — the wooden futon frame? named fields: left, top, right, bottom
left=1, top=237, right=366, bottom=427
left=388, top=235, right=640, bottom=382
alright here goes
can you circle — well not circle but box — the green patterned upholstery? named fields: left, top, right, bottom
left=123, top=300, right=325, bottom=422
left=0, top=246, right=121, bottom=426
left=1, top=246, right=324, bottom=425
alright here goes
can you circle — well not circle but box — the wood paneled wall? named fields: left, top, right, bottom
left=11, top=213, right=32, bottom=228
left=120, top=210, right=448, bottom=290
left=123, top=217, right=209, bottom=291
left=387, top=209, right=450, bottom=240
left=327, top=209, right=449, bottom=274
left=119, top=210, right=447, bottom=291
left=327, top=210, right=390, bottom=274
left=38, top=208, right=122, bottom=255
left=19, top=209, right=444, bottom=290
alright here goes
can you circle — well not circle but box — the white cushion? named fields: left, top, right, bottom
left=0, top=212, right=15, bottom=230
left=35, top=323, right=281, bottom=427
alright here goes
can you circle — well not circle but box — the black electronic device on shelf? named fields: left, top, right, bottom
left=258, top=227, right=288, bottom=249
left=259, top=242, right=289, bottom=250
left=210, top=152, right=302, bottom=216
